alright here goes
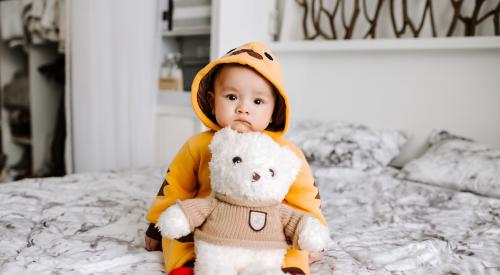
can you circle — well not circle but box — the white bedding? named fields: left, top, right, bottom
left=0, top=169, right=165, bottom=274
left=0, top=167, right=499, bottom=274
left=314, top=166, right=500, bottom=275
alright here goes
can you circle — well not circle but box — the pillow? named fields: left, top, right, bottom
left=287, top=120, right=408, bottom=172
left=400, top=130, right=500, bottom=198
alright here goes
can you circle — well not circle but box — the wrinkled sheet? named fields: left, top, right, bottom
left=0, top=169, right=165, bottom=274
left=1, top=167, right=499, bottom=274
left=314, top=166, right=500, bottom=275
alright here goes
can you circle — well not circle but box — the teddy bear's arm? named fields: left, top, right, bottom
left=156, top=197, right=218, bottom=239
left=176, top=196, right=218, bottom=231
left=279, top=204, right=329, bottom=252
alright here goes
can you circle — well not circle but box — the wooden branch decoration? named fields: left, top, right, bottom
left=295, top=0, right=500, bottom=40
left=465, top=0, right=486, bottom=36
left=296, top=0, right=312, bottom=40
left=297, top=0, right=329, bottom=40
left=311, top=0, right=330, bottom=39
left=341, top=0, right=360, bottom=39
left=447, top=0, right=463, bottom=36
left=390, top=0, right=436, bottom=38
left=362, top=0, right=385, bottom=38
left=389, top=0, right=408, bottom=37
left=447, top=0, right=500, bottom=36
left=319, top=0, right=341, bottom=39
left=406, top=0, right=437, bottom=37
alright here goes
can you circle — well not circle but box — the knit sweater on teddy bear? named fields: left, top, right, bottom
left=177, top=192, right=310, bottom=250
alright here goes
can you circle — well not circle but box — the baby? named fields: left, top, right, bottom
left=145, top=42, right=326, bottom=275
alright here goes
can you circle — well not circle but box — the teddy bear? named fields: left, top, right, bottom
left=156, top=127, right=330, bottom=275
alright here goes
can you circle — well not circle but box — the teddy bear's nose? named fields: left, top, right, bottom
left=252, top=172, right=261, bottom=182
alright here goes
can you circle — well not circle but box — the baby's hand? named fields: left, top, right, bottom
left=309, top=251, right=324, bottom=263
left=144, top=235, right=160, bottom=251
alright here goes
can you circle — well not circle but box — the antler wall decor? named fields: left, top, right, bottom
left=295, top=0, right=500, bottom=40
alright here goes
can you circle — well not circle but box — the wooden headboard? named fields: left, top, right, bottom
left=271, top=37, right=500, bottom=166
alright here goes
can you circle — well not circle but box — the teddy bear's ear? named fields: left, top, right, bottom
left=209, top=127, right=238, bottom=154
left=280, top=147, right=302, bottom=178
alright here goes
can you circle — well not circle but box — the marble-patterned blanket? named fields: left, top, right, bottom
left=314, top=167, right=500, bottom=275
left=0, top=167, right=499, bottom=274
left=0, top=169, right=165, bottom=274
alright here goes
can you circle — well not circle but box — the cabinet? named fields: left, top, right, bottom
left=0, top=42, right=64, bottom=180
left=0, top=0, right=67, bottom=181
left=155, top=0, right=212, bottom=166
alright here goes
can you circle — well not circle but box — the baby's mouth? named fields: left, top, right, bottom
left=234, top=119, right=251, bottom=126
left=231, top=120, right=252, bottom=132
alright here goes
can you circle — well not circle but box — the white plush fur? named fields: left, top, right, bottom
left=298, top=217, right=330, bottom=252
left=157, top=127, right=329, bottom=274
left=195, top=240, right=286, bottom=275
left=156, top=203, right=191, bottom=239
left=208, top=127, right=302, bottom=202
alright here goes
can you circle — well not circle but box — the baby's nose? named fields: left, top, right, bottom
left=236, top=103, right=249, bottom=114
left=251, top=172, right=261, bottom=182
left=237, top=108, right=249, bottom=114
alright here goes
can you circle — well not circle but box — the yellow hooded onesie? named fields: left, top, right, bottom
left=146, top=42, right=325, bottom=275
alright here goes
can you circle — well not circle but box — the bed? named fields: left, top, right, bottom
left=1, top=122, right=499, bottom=274
left=313, top=166, right=500, bottom=274
left=0, top=168, right=166, bottom=274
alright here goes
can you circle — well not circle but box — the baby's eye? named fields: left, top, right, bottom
left=226, top=94, right=237, bottom=101
left=269, top=169, right=275, bottom=177
left=254, top=98, right=263, bottom=105
left=232, top=156, right=242, bottom=165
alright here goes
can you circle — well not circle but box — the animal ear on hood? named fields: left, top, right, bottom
left=209, top=127, right=238, bottom=155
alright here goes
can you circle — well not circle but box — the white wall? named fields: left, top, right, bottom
left=273, top=38, right=500, bottom=165
left=211, top=0, right=276, bottom=59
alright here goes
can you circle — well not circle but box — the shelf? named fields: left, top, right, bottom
left=269, top=36, right=500, bottom=53
left=157, top=90, right=192, bottom=107
left=162, top=26, right=211, bottom=37
left=155, top=91, right=195, bottom=117
left=11, top=136, right=32, bottom=145
left=183, top=56, right=209, bottom=65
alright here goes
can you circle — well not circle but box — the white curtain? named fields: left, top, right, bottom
left=71, top=0, right=160, bottom=172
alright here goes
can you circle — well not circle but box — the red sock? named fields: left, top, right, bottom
left=168, top=267, right=194, bottom=275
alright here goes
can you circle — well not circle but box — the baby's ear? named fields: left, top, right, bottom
left=280, top=147, right=302, bottom=180
left=209, top=127, right=238, bottom=154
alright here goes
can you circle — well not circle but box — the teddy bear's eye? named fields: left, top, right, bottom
left=232, top=156, right=242, bottom=165
left=269, top=169, right=275, bottom=177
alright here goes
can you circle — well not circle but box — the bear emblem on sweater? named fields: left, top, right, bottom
left=156, top=127, right=330, bottom=275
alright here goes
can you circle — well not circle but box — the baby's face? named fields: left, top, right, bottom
left=210, top=65, right=275, bottom=133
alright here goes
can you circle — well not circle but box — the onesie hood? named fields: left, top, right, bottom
left=191, top=42, right=290, bottom=138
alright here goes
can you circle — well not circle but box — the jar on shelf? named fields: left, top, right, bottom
left=159, top=52, right=183, bottom=91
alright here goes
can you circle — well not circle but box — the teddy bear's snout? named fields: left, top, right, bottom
left=251, top=172, right=261, bottom=182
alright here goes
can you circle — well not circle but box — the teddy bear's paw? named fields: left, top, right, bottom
left=298, top=217, right=330, bottom=252
left=156, top=204, right=191, bottom=239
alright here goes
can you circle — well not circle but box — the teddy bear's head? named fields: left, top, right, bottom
left=209, top=127, right=301, bottom=202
